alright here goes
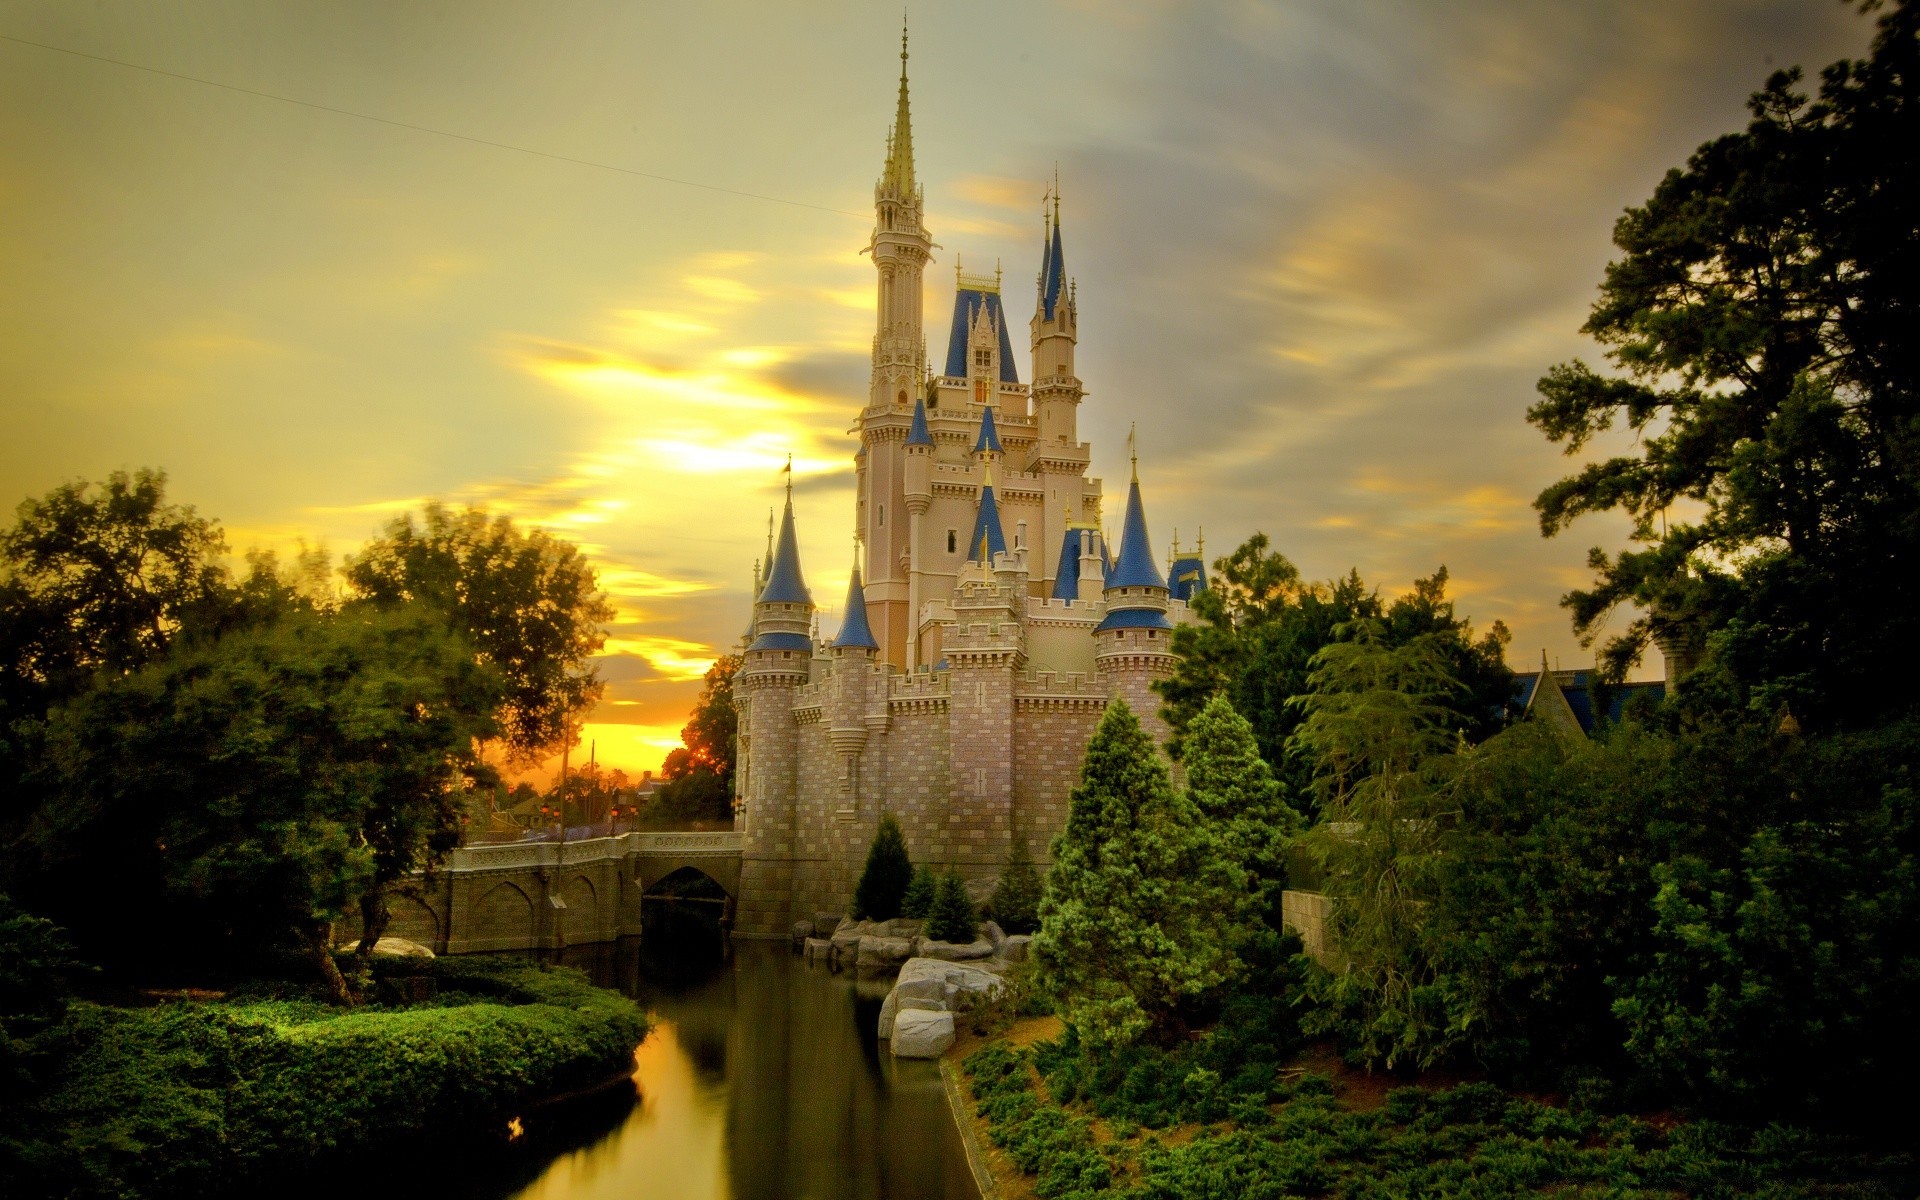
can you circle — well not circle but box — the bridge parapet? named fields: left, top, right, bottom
left=443, top=830, right=743, bottom=874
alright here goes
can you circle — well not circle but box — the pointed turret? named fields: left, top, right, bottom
left=1051, top=527, right=1087, bottom=601
left=833, top=560, right=879, bottom=651
left=749, top=485, right=815, bottom=653
left=968, top=470, right=1009, bottom=563
left=1040, top=192, right=1067, bottom=321
left=973, top=403, right=1003, bottom=455
left=879, top=19, right=915, bottom=199
left=906, top=395, right=934, bottom=447
left=1097, top=438, right=1172, bottom=631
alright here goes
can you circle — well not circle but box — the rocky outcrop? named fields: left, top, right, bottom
left=918, top=936, right=995, bottom=961
left=878, top=956, right=1007, bottom=1056
left=890, top=1009, right=956, bottom=1058
left=1001, top=934, right=1032, bottom=963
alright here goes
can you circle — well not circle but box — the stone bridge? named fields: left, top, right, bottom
left=351, top=831, right=743, bottom=954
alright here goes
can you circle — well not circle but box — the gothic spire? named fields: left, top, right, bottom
left=833, top=555, right=879, bottom=650
left=881, top=18, right=916, bottom=197
left=757, top=488, right=812, bottom=605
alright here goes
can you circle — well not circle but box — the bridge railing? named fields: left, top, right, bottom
left=441, top=830, right=742, bottom=874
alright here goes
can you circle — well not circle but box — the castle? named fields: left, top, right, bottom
left=730, top=32, right=1209, bottom=938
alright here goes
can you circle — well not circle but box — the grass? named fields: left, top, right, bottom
left=3, top=956, right=649, bottom=1200
left=960, top=1017, right=1917, bottom=1200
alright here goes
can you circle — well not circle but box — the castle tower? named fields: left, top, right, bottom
left=946, top=473, right=1025, bottom=882
left=827, top=555, right=880, bottom=819
left=1030, top=189, right=1092, bottom=597
left=734, top=484, right=815, bottom=936
left=1095, top=442, right=1177, bottom=748
left=856, top=24, right=933, bottom=670
left=902, top=397, right=934, bottom=667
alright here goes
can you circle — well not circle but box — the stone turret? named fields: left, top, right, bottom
left=1095, top=450, right=1176, bottom=748
left=735, top=485, right=814, bottom=936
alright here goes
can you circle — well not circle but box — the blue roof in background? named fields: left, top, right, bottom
left=1051, top=528, right=1084, bottom=600
left=747, top=630, right=812, bottom=652
left=943, top=288, right=1021, bottom=384
left=906, top=397, right=933, bottom=446
left=1512, top=674, right=1541, bottom=709
left=1095, top=607, right=1174, bottom=632
left=1041, top=214, right=1066, bottom=320
left=1105, top=478, right=1167, bottom=591
left=1169, top=556, right=1207, bottom=604
left=1512, top=671, right=1667, bottom=734
left=974, top=404, right=1003, bottom=453
left=757, top=497, right=811, bottom=605
left=968, top=481, right=1008, bottom=562
left=833, top=564, right=879, bottom=650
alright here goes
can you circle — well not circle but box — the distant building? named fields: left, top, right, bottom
left=1510, top=655, right=1667, bottom=738
left=729, top=31, right=1208, bottom=937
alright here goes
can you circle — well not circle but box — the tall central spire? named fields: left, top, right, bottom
left=882, top=18, right=915, bottom=197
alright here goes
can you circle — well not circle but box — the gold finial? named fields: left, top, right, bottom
left=1053, top=163, right=1061, bottom=219
left=785, top=452, right=794, bottom=501
left=1128, top=422, right=1138, bottom=482
left=995, top=258, right=1002, bottom=289
left=1197, top=527, right=1205, bottom=560
left=902, top=11, right=909, bottom=70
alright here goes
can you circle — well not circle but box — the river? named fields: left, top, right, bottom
left=476, top=937, right=978, bottom=1200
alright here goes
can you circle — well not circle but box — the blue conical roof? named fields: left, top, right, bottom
left=906, top=397, right=933, bottom=447
left=833, top=562, right=878, bottom=650
left=968, top=480, right=1008, bottom=563
left=974, top=404, right=1003, bottom=454
left=1042, top=211, right=1066, bottom=320
left=757, top=495, right=811, bottom=604
left=1105, top=477, right=1166, bottom=591
left=1051, top=528, right=1082, bottom=600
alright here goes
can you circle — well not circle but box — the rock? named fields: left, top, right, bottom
left=359, top=936, right=435, bottom=959
left=1002, top=934, right=1032, bottom=963
left=983, top=920, right=1007, bottom=953
left=877, top=988, right=899, bottom=1037
left=889, top=1009, right=956, bottom=1058
left=803, top=937, right=833, bottom=963
left=885, top=918, right=925, bottom=939
left=920, top=936, right=996, bottom=961
left=856, top=935, right=914, bottom=969
left=877, top=985, right=950, bottom=1037
left=813, top=912, right=842, bottom=938
left=791, top=920, right=813, bottom=943
left=897, top=956, right=1005, bottom=1006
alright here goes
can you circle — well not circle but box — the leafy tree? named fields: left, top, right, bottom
left=1156, top=536, right=1511, bottom=815
left=1528, top=0, right=1920, bottom=724
left=989, top=841, right=1043, bottom=935
left=0, top=894, right=85, bottom=1098
left=672, top=654, right=740, bottom=786
left=900, top=866, right=936, bottom=920
left=1183, top=694, right=1301, bottom=924
left=344, top=502, right=612, bottom=762
left=549, top=761, right=630, bottom=828
left=32, top=606, right=499, bottom=1002
left=1289, top=626, right=1464, bottom=1069
left=1034, top=700, right=1242, bottom=1052
left=852, top=813, right=913, bottom=921
left=927, top=872, right=977, bottom=944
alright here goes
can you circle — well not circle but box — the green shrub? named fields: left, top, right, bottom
left=927, top=871, right=977, bottom=943
left=989, top=841, right=1043, bottom=935
left=2, top=958, right=646, bottom=1199
left=900, top=867, right=936, bottom=919
left=852, top=814, right=913, bottom=921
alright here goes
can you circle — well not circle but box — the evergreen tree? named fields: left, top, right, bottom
left=927, top=872, right=977, bottom=944
left=1033, top=699, right=1243, bottom=1051
left=852, top=813, right=913, bottom=921
left=1184, top=694, right=1302, bottom=923
left=989, top=840, right=1044, bottom=935
left=900, top=866, right=936, bottom=920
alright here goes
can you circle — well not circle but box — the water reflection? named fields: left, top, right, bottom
left=505, top=940, right=975, bottom=1200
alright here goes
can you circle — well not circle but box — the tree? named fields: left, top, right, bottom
left=988, top=841, right=1043, bottom=935
left=852, top=813, right=913, bottom=921
left=900, top=866, right=936, bottom=920
left=1183, top=694, right=1301, bottom=924
left=32, top=605, right=499, bottom=1003
left=1155, top=536, right=1511, bottom=816
left=1528, top=1, right=1920, bottom=724
left=343, top=503, right=612, bottom=762
left=675, top=655, right=740, bottom=786
left=1289, top=625, right=1464, bottom=1069
left=1033, top=700, right=1242, bottom=1052
left=927, top=872, right=977, bottom=944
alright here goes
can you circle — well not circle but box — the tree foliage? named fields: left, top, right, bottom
left=852, top=813, right=913, bottom=921
left=927, top=871, right=978, bottom=944
left=1034, top=700, right=1242, bottom=1052
left=1529, top=1, right=1920, bottom=723
left=1183, top=694, right=1302, bottom=923
left=344, top=502, right=612, bottom=761
left=1155, top=536, right=1511, bottom=816
left=900, top=866, right=936, bottom=920
left=989, top=840, right=1044, bottom=936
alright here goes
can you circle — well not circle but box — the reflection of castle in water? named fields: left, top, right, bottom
left=732, top=30, right=1210, bottom=938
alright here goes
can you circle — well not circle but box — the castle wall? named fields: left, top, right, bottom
left=1010, top=691, right=1104, bottom=865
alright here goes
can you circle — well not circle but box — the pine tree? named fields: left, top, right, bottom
left=927, top=871, right=977, bottom=944
left=1184, top=693, right=1302, bottom=923
left=900, top=866, right=936, bottom=919
left=1033, top=699, right=1244, bottom=1051
left=989, top=839, right=1044, bottom=935
left=852, top=813, right=913, bottom=921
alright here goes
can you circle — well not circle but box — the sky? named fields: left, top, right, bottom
left=0, top=1, right=1872, bottom=779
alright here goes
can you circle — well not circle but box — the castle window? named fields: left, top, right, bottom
left=878, top=504, right=885, bottom=527
left=974, top=348, right=991, bottom=373
left=897, top=390, right=907, bottom=404
left=947, top=530, right=957, bottom=553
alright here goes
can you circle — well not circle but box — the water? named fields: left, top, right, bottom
left=495, top=938, right=977, bottom=1200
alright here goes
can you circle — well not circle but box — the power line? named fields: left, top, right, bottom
left=0, top=30, right=868, bottom=220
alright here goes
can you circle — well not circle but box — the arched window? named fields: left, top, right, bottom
left=947, top=530, right=957, bottom=553
left=878, top=504, right=885, bottom=527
